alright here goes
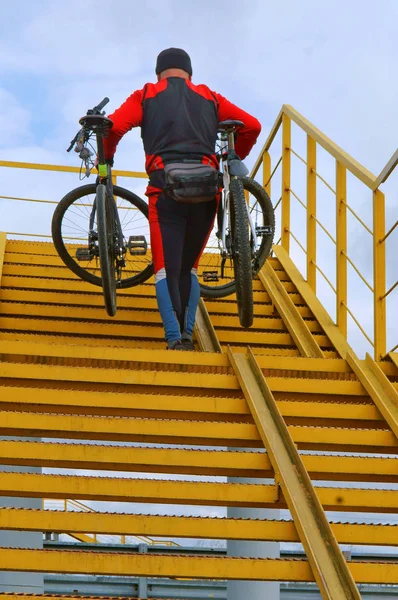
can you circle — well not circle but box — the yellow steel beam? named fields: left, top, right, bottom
left=0, top=338, right=228, bottom=368
left=0, top=385, right=383, bottom=424
left=373, top=188, right=387, bottom=360
left=346, top=352, right=398, bottom=439
left=258, top=262, right=324, bottom=357
left=0, top=361, right=238, bottom=390
left=1, top=440, right=396, bottom=482
left=1, top=287, right=305, bottom=316
left=0, top=410, right=260, bottom=446
left=0, top=232, right=6, bottom=287
left=306, top=135, right=317, bottom=290
left=0, top=300, right=314, bottom=332
left=228, top=348, right=361, bottom=600
left=0, top=547, right=396, bottom=583
left=2, top=507, right=397, bottom=546
left=0, top=410, right=395, bottom=450
left=0, top=361, right=374, bottom=398
left=0, top=472, right=397, bottom=511
left=281, top=113, right=291, bottom=251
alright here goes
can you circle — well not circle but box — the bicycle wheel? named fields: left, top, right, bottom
left=199, top=176, right=275, bottom=298
left=229, top=178, right=253, bottom=327
left=96, top=184, right=117, bottom=316
left=52, top=184, right=153, bottom=288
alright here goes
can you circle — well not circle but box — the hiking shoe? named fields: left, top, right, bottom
left=181, top=338, right=195, bottom=351
left=167, top=339, right=184, bottom=350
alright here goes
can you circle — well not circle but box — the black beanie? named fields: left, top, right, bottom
left=155, top=48, right=192, bottom=76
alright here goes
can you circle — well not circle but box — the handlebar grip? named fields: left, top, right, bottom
left=93, top=97, right=109, bottom=113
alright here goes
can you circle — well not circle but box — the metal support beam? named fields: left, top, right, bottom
left=194, top=298, right=222, bottom=352
left=227, top=347, right=361, bottom=600
left=1, top=508, right=397, bottom=546
left=0, top=547, right=395, bottom=583
left=258, top=262, right=323, bottom=357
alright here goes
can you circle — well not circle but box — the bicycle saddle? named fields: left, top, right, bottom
left=218, top=120, right=244, bottom=131
left=79, top=114, right=113, bottom=129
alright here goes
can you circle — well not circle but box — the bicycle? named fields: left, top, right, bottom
left=52, top=101, right=274, bottom=327
left=198, top=120, right=275, bottom=328
left=51, top=98, right=153, bottom=317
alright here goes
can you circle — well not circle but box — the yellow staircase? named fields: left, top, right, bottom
left=0, top=104, right=397, bottom=599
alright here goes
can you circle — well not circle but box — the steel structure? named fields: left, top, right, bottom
left=0, top=104, right=397, bottom=599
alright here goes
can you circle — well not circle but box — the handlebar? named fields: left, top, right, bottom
left=90, top=97, right=109, bottom=114
left=66, top=97, right=110, bottom=152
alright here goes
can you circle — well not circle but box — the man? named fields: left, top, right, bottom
left=103, top=48, right=261, bottom=350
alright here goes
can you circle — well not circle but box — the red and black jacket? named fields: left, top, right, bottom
left=103, top=77, right=261, bottom=180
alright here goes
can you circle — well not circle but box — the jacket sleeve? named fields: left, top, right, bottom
left=103, top=88, right=144, bottom=161
left=212, top=91, right=261, bottom=160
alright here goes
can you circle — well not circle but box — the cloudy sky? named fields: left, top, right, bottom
left=1, top=0, right=398, bottom=556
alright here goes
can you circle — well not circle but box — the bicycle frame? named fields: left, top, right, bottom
left=217, top=131, right=259, bottom=259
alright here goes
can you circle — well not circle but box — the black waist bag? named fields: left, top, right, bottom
left=164, top=162, right=220, bottom=203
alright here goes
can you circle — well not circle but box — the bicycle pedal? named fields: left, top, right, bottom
left=256, top=225, right=273, bottom=236
left=76, top=248, right=94, bottom=261
left=203, top=270, right=219, bottom=282
left=128, top=235, right=148, bottom=255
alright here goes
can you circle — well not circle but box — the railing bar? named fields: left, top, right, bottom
left=342, top=251, right=374, bottom=292
left=290, top=189, right=306, bottom=209
left=314, top=170, right=336, bottom=194
left=7, top=232, right=53, bottom=239
left=380, top=218, right=398, bottom=244
left=342, top=302, right=375, bottom=347
left=264, top=156, right=282, bottom=188
left=0, top=195, right=58, bottom=205
left=287, top=230, right=307, bottom=255
left=290, top=148, right=307, bottom=166
left=313, top=215, right=336, bottom=245
left=381, top=279, right=398, bottom=300
left=383, top=342, right=398, bottom=357
left=342, top=201, right=373, bottom=235
left=311, top=260, right=337, bottom=293
left=273, top=196, right=282, bottom=211
left=0, top=196, right=137, bottom=211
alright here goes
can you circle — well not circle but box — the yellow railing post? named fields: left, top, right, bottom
left=336, top=162, right=347, bottom=338
left=373, top=189, right=386, bottom=360
left=306, top=136, right=316, bottom=291
left=263, top=150, right=271, bottom=197
left=281, top=114, right=291, bottom=252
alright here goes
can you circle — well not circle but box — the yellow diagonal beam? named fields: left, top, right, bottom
left=0, top=548, right=396, bottom=583
left=346, top=352, right=398, bottom=440
left=273, top=245, right=354, bottom=358
left=258, top=261, right=324, bottom=357
left=194, top=298, right=222, bottom=352
left=228, top=347, right=361, bottom=600
left=2, top=507, right=398, bottom=546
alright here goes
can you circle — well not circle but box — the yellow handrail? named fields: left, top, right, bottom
left=249, top=105, right=396, bottom=360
